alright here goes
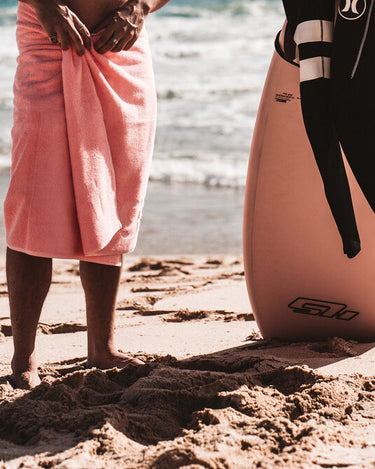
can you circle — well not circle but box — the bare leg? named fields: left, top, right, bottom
left=80, top=260, right=143, bottom=368
left=6, top=248, right=52, bottom=389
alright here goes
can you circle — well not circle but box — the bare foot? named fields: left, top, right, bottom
left=10, top=370, right=41, bottom=390
left=11, top=356, right=41, bottom=390
left=87, top=351, right=144, bottom=369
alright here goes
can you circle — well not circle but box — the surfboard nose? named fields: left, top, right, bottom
left=243, top=50, right=375, bottom=340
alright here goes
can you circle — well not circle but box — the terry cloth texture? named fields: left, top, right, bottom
left=281, top=0, right=375, bottom=259
left=4, top=3, right=157, bottom=266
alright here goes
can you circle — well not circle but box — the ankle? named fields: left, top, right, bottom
left=88, top=339, right=116, bottom=358
left=11, top=352, right=38, bottom=374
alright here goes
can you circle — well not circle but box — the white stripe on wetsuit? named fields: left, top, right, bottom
left=294, top=19, right=333, bottom=44
left=294, top=19, right=333, bottom=82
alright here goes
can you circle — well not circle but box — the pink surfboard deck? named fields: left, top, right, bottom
left=243, top=49, right=375, bottom=340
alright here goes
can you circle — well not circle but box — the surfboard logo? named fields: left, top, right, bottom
left=288, top=298, right=359, bottom=321
left=275, top=92, right=297, bottom=103
left=339, top=0, right=367, bottom=20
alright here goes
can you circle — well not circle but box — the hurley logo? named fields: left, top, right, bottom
left=339, top=0, right=367, bottom=20
left=288, top=297, right=359, bottom=321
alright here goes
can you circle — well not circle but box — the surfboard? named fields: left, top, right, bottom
left=243, top=46, right=375, bottom=340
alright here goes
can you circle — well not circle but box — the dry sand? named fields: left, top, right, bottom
left=0, top=255, right=374, bottom=468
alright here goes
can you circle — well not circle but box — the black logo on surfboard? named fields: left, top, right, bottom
left=275, top=92, right=299, bottom=103
left=288, top=297, right=359, bottom=321
left=339, top=0, right=366, bottom=21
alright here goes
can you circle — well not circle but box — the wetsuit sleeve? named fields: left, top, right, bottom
left=281, top=0, right=361, bottom=258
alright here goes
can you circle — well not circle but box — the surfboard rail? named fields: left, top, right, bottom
left=243, top=49, right=375, bottom=340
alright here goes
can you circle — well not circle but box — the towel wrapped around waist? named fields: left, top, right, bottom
left=4, top=3, right=157, bottom=266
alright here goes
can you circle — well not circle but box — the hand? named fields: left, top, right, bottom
left=31, top=0, right=90, bottom=55
left=93, top=0, right=151, bottom=54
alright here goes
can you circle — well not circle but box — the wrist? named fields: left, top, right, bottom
left=141, top=0, right=154, bottom=14
left=18, top=0, right=44, bottom=6
left=19, top=0, right=59, bottom=11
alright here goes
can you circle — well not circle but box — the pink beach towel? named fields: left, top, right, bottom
left=4, top=3, right=157, bottom=266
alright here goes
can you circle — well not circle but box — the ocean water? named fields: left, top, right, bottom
left=0, top=0, right=285, bottom=254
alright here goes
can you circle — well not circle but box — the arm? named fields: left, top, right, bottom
left=94, top=0, right=170, bottom=54
left=18, top=0, right=90, bottom=55
left=147, top=0, right=170, bottom=13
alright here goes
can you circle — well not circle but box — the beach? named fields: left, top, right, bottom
left=1, top=256, right=375, bottom=468
left=1, top=0, right=375, bottom=467
left=0, top=0, right=282, bottom=257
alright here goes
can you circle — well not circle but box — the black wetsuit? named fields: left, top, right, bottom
left=281, top=0, right=375, bottom=258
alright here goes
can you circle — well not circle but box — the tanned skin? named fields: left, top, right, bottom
left=10, top=0, right=169, bottom=389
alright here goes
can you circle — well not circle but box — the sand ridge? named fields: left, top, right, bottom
left=0, top=256, right=374, bottom=467
left=0, top=361, right=374, bottom=467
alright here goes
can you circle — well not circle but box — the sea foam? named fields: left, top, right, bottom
left=0, top=0, right=284, bottom=188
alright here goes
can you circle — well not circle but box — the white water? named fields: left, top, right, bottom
left=0, top=0, right=285, bottom=253
left=0, top=0, right=284, bottom=187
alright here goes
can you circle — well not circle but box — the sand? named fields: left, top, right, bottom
left=0, top=255, right=374, bottom=468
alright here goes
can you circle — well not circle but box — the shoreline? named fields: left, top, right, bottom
left=0, top=175, right=246, bottom=261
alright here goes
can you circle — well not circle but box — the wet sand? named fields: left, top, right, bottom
left=0, top=255, right=374, bottom=468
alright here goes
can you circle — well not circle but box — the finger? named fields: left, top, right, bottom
left=43, top=21, right=61, bottom=44
left=44, top=24, right=57, bottom=38
left=103, top=22, right=137, bottom=54
left=111, top=36, right=128, bottom=53
left=66, top=23, right=86, bottom=55
left=57, top=27, right=70, bottom=51
left=94, top=25, right=116, bottom=53
left=46, top=30, right=59, bottom=45
left=92, top=15, right=113, bottom=34
left=97, top=34, right=120, bottom=54
left=73, top=16, right=91, bottom=49
left=96, top=33, right=127, bottom=54
left=122, top=30, right=140, bottom=51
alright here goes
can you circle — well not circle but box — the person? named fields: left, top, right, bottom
left=6, top=0, right=169, bottom=390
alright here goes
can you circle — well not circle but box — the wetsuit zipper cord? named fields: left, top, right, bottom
left=351, top=0, right=375, bottom=78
